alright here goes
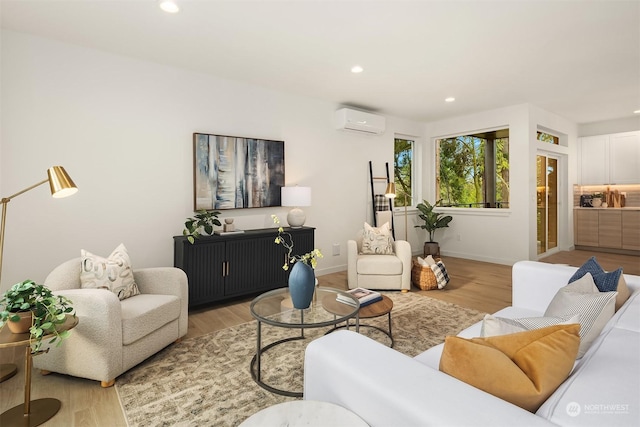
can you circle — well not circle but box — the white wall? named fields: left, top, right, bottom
left=0, top=30, right=594, bottom=291
left=421, top=104, right=578, bottom=265
left=0, top=30, right=426, bottom=291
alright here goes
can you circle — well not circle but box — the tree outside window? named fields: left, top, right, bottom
left=394, top=138, right=413, bottom=207
left=537, top=131, right=559, bottom=145
left=436, top=129, right=509, bottom=208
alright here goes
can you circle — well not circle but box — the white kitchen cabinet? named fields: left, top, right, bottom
left=610, top=132, right=640, bottom=184
left=579, top=131, right=640, bottom=185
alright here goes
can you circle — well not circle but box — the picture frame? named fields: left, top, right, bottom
left=193, top=133, right=285, bottom=210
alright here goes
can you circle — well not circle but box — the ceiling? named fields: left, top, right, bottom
left=2, top=0, right=639, bottom=125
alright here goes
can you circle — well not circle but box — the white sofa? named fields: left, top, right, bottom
left=33, top=258, right=188, bottom=387
left=347, top=230, right=412, bottom=291
left=304, top=261, right=640, bottom=426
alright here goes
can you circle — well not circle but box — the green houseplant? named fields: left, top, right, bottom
left=183, top=210, right=222, bottom=244
left=414, top=200, right=453, bottom=257
left=0, top=280, right=75, bottom=352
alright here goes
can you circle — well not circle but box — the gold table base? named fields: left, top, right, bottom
left=0, top=398, right=61, bottom=427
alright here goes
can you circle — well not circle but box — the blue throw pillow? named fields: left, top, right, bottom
left=569, top=257, right=623, bottom=293
left=592, top=268, right=623, bottom=292
left=568, top=257, right=604, bottom=283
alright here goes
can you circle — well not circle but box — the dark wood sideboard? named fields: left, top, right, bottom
left=174, top=227, right=315, bottom=308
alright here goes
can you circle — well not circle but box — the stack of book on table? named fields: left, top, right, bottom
left=337, top=287, right=382, bottom=307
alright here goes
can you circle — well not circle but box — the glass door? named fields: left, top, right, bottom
left=536, top=154, right=558, bottom=255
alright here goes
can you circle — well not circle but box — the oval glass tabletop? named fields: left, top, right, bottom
left=250, top=287, right=359, bottom=328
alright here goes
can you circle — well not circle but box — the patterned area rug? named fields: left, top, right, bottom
left=115, top=292, right=485, bottom=426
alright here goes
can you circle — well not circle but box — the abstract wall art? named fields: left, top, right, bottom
left=193, top=133, right=285, bottom=210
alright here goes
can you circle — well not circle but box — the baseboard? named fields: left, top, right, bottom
left=439, top=250, right=516, bottom=266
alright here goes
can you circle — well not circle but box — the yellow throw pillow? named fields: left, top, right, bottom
left=439, top=324, right=580, bottom=413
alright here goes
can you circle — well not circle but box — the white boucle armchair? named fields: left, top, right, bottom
left=33, top=258, right=188, bottom=387
left=347, top=230, right=412, bottom=292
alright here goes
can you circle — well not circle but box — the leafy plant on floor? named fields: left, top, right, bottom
left=415, top=200, right=453, bottom=242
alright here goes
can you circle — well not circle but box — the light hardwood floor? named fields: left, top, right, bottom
left=1, top=249, right=637, bottom=426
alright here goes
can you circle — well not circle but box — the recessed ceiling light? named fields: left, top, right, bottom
left=351, top=65, right=364, bottom=74
left=445, top=97, right=455, bottom=103
left=634, top=109, right=640, bottom=114
left=159, top=0, right=180, bottom=13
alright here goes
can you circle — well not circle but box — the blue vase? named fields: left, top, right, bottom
left=288, top=262, right=315, bottom=309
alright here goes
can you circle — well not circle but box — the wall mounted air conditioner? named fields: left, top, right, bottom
left=335, top=108, right=386, bottom=135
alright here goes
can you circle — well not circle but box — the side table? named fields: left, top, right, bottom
left=0, top=315, right=78, bottom=427
left=323, top=294, right=394, bottom=347
left=239, top=400, right=369, bottom=426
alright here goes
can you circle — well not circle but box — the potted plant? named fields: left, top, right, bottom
left=0, top=280, right=75, bottom=352
left=414, top=200, right=453, bottom=257
left=591, top=192, right=603, bottom=207
left=183, top=210, right=222, bottom=243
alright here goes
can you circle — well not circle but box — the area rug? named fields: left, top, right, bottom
left=115, top=293, right=485, bottom=426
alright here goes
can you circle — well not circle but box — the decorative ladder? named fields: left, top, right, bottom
left=368, top=161, right=395, bottom=239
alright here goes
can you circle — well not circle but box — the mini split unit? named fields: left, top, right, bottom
left=335, top=108, right=386, bottom=135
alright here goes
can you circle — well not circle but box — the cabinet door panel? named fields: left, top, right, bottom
left=622, top=211, right=640, bottom=250
left=575, top=210, right=599, bottom=246
left=180, top=241, right=226, bottom=306
left=290, top=229, right=315, bottom=258
left=225, top=236, right=288, bottom=296
left=610, top=132, right=640, bottom=184
left=579, top=136, right=608, bottom=185
left=598, top=210, right=622, bottom=249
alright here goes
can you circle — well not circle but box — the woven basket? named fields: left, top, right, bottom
left=411, top=259, right=439, bottom=291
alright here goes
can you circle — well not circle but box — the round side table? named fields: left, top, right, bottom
left=323, top=294, right=394, bottom=347
left=0, top=315, right=78, bottom=427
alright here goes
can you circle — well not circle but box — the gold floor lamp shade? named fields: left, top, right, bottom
left=0, top=166, right=78, bottom=285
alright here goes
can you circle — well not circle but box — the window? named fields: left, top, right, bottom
left=394, top=138, right=413, bottom=207
left=537, top=131, right=559, bottom=145
left=436, top=128, right=509, bottom=208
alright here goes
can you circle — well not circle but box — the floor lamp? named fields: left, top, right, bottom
left=385, top=182, right=410, bottom=241
left=0, top=166, right=78, bottom=382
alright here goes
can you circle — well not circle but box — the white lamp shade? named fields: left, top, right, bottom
left=281, top=186, right=311, bottom=207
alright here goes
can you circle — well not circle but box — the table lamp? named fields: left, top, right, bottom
left=281, top=186, right=311, bottom=228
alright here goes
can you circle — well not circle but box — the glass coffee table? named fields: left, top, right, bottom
left=250, top=287, right=359, bottom=397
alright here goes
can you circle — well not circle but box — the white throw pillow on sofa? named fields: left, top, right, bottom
left=544, top=273, right=617, bottom=358
left=481, top=313, right=581, bottom=337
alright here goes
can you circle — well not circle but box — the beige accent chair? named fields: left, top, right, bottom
left=33, top=258, right=188, bottom=387
left=347, top=231, right=412, bottom=292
